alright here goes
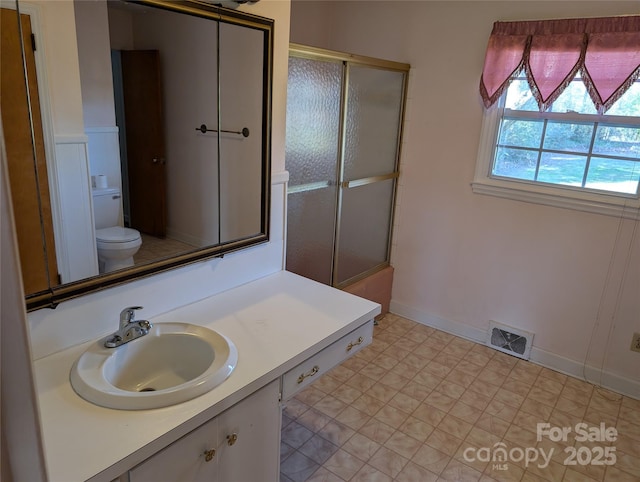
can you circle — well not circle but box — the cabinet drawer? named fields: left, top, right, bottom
left=282, top=320, right=373, bottom=401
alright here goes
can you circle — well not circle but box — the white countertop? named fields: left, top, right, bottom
left=33, top=271, right=380, bottom=482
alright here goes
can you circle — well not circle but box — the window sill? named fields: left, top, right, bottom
left=471, top=179, right=640, bottom=220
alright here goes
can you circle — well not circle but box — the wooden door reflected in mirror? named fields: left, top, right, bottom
left=119, top=49, right=167, bottom=237
left=1, top=6, right=59, bottom=293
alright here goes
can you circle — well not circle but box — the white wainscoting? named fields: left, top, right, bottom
left=52, top=136, right=99, bottom=283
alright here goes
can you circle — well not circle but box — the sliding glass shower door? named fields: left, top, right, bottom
left=285, top=56, right=343, bottom=285
left=286, top=46, right=408, bottom=288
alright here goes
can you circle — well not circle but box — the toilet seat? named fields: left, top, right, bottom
left=96, top=226, right=141, bottom=243
left=96, top=227, right=141, bottom=251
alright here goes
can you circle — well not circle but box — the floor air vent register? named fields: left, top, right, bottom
left=487, top=321, right=534, bottom=360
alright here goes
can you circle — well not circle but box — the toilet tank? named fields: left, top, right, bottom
left=92, top=188, right=122, bottom=229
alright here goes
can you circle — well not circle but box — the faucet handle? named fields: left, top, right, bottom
left=120, top=306, right=144, bottom=325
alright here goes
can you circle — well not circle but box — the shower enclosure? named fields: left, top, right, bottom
left=285, top=45, right=409, bottom=289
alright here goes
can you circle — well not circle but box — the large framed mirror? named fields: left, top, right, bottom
left=1, top=0, right=273, bottom=311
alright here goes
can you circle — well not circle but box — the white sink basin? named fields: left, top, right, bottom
left=70, top=323, right=238, bottom=410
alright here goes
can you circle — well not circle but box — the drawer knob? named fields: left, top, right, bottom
left=204, top=448, right=216, bottom=462
left=347, top=336, right=364, bottom=352
left=227, top=433, right=238, bottom=446
left=297, top=365, right=319, bottom=384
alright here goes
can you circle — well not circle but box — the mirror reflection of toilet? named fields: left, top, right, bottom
left=92, top=187, right=142, bottom=273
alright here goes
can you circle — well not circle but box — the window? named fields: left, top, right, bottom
left=494, top=76, right=640, bottom=194
left=473, top=16, right=640, bottom=219
left=474, top=79, right=640, bottom=217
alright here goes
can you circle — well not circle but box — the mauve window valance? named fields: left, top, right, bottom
left=479, top=16, right=640, bottom=113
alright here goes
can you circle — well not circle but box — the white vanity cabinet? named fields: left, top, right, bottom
left=128, top=380, right=280, bottom=482
left=127, top=322, right=373, bottom=482
left=33, top=272, right=381, bottom=482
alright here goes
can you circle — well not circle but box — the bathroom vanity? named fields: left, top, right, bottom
left=32, top=271, right=380, bottom=481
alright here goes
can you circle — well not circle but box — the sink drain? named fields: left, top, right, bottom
left=139, top=387, right=156, bottom=392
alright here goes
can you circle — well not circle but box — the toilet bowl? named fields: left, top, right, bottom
left=92, top=187, right=142, bottom=273
left=96, top=226, right=142, bottom=273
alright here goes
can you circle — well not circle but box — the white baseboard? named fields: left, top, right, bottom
left=390, top=301, right=486, bottom=343
left=390, top=300, right=640, bottom=400
left=530, top=346, right=640, bottom=400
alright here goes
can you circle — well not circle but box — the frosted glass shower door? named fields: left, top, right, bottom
left=286, top=47, right=408, bottom=288
left=285, top=56, right=343, bottom=285
left=335, top=65, right=406, bottom=285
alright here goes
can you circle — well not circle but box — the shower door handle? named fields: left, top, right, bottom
left=341, top=172, right=399, bottom=189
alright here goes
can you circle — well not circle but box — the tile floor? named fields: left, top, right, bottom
left=133, top=233, right=195, bottom=266
left=280, top=314, right=640, bottom=482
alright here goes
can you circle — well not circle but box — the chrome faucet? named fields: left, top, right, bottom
left=104, top=306, right=152, bottom=348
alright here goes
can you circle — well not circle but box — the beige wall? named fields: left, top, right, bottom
left=290, top=1, right=640, bottom=394
left=74, top=0, right=115, bottom=128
